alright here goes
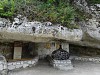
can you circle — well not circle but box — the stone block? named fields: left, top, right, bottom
left=13, top=62, right=16, bottom=65
left=66, top=60, right=71, bottom=64
left=3, top=65, right=7, bottom=69
left=0, top=61, right=3, bottom=64
left=81, top=58, right=85, bottom=61
left=20, top=61, right=23, bottom=64
left=23, top=64, right=29, bottom=68
left=5, top=57, right=38, bottom=70
left=16, top=64, right=22, bottom=68
left=52, top=59, right=73, bottom=71
left=1, top=70, right=8, bottom=75
left=98, top=59, right=100, bottom=61
left=31, top=61, right=35, bottom=64
left=8, top=65, right=15, bottom=70
left=27, top=61, right=32, bottom=64
left=23, top=61, right=28, bottom=64
left=79, top=57, right=82, bottom=60
left=0, top=64, right=3, bottom=70
left=16, top=62, right=21, bottom=65
left=29, top=64, right=33, bottom=67
left=91, top=58, right=95, bottom=62
left=7, top=63, right=12, bottom=66
left=84, top=58, right=89, bottom=61
left=58, top=65, right=73, bottom=71
left=35, top=59, right=38, bottom=63
left=76, top=58, right=79, bottom=60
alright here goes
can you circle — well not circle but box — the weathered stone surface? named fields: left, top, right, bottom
left=37, top=42, right=69, bottom=59
left=0, top=15, right=99, bottom=49
left=52, top=60, right=73, bottom=71
left=7, top=56, right=39, bottom=71
left=72, top=0, right=100, bottom=48
left=72, top=56, right=100, bottom=63
left=0, top=64, right=3, bottom=70
left=47, top=55, right=73, bottom=71
left=0, top=16, right=83, bottom=43
left=8, top=65, right=16, bottom=70
left=23, top=64, right=29, bottom=68
left=0, top=2, right=100, bottom=49
left=73, top=0, right=91, bottom=14
left=0, top=55, right=8, bottom=75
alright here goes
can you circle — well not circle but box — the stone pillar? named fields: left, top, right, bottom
left=13, top=41, right=23, bottom=60
left=62, top=42, right=69, bottom=52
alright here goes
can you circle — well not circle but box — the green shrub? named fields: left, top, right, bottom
left=36, top=1, right=76, bottom=28
left=14, top=0, right=78, bottom=28
left=0, top=0, right=79, bottom=29
left=0, top=0, right=15, bottom=17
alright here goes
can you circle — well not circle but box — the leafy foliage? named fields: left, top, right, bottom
left=0, top=0, right=15, bottom=17
left=0, top=0, right=79, bottom=28
left=35, top=0, right=77, bottom=28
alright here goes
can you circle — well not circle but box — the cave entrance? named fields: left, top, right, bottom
left=22, top=42, right=38, bottom=59
left=69, top=44, right=100, bottom=57
left=0, top=41, right=38, bottom=62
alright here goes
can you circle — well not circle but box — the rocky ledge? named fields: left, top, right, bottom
left=0, top=15, right=82, bottom=42
left=0, top=10, right=100, bottom=49
left=0, top=0, right=99, bottom=50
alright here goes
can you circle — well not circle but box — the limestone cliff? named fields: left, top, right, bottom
left=0, top=0, right=100, bottom=49
left=0, top=15, right=82, bottom=42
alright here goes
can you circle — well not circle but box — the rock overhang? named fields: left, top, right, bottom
left=0, top=18, right=83, bottom=42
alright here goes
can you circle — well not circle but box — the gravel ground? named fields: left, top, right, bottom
left=8, top=60, right=100, bottom=75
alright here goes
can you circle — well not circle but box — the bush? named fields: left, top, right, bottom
left=35, top=1, right=76, bottom=28
left=0, top=0, right=15, bottom=17
left=0, top=0, right=79, bottom=28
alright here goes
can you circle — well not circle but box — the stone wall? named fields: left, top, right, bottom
left=47, top=56, right=73, bottom=71
left=0, top=55, right=8, bottom=75
left=7, top=56, right=39, bottom=70
left=0, top=55, right=39, bottom=75
left=52, top=60, right=73, bottom=71
left=0, top=43, right=13, bottom=60
left=0, top=42, right=37, bottom=60
left=72, top=56, right=100, bottom=63
left=37, top=42, right=69, bottom=59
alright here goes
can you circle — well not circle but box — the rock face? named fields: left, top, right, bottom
left=0, top=0, right=100, bottom=49
left=0, top=15, right=82, bottom=42
left=0, top=55, right=8, bottom=75
left=73, top=0, right=100, bottom=19
left=73, top=0, right=91, bottom=14
left=72, top=0, right=100, bottom=48
left=0, top=13, right=100, bottom=48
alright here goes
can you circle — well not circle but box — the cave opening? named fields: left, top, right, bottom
left=69, top=44, right=100, bottom=57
